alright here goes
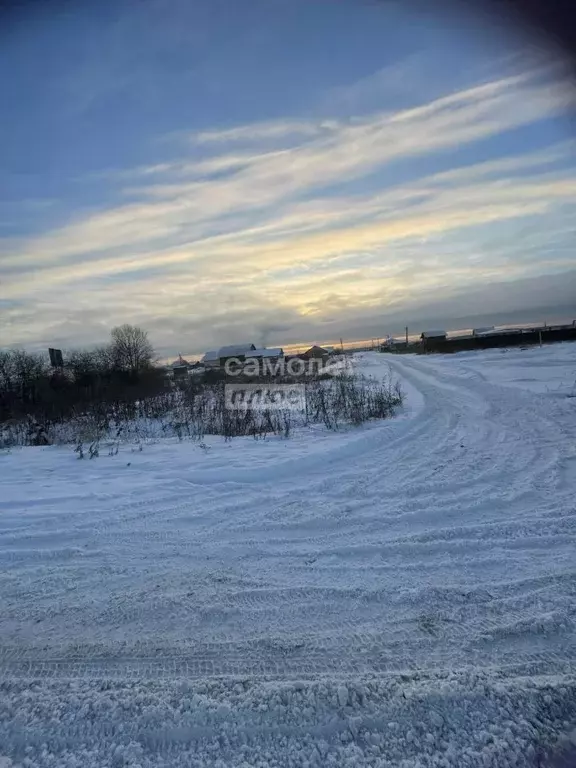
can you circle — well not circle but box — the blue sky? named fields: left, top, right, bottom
left=1, top=0, right=576, bottom=357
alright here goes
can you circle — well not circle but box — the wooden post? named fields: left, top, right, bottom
left=539, top=330, right=543, bottom=347
left=405, top=326, right=409, bottom=346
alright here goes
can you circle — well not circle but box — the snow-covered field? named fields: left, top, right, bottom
left=1, top=346, right=575, bottom=767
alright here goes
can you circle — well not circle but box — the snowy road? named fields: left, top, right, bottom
left=1, top=347, right=575, bottom=766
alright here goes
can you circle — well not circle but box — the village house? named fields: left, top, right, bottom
left=300, top=345, right=330, bottom=361
left=243, top=347, right=284, bottom=375
left=217, top=343, right=256, bottom=368
left=169, top=355, right=191, bottom=380
left=421, top=330, right=447, bottom=352
left=201, top=350, right=220, bottom=369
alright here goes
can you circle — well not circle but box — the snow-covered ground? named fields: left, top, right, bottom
left=0, top=346, right=575, bottom=767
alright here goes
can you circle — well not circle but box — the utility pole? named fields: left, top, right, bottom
left=405, top=326, right=409, bottom=346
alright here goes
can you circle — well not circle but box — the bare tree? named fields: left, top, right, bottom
left=109, top=325, right=154, bottom=375
left=0, top=350, right=14, bottom=392
left=5, top=350, right=47, bottom=395
left=66, top=349, right=98, bottom=382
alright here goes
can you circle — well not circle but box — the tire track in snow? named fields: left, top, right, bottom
left=0, top=352, right=574, bottom=684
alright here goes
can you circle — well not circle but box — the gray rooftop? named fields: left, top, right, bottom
left=217, top=344, right=256, bottom=357
left=249, top=347, right=284, bottom=358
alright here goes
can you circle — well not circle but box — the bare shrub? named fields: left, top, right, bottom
left=0, top=340, right=402, bottom=448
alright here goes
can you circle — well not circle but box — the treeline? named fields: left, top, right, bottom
left=0, top=325, right=165, bottom=440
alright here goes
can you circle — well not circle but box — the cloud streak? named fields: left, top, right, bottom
left=2, top=64, right=576, bottom=354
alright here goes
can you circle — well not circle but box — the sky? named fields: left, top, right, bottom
left=1, top=0, right=576, bottom=360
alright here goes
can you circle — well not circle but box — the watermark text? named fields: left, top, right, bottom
left=225, top=383, right=306, bottom=411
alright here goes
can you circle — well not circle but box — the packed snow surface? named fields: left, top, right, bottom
left=1, top=347, right=575, bottom=766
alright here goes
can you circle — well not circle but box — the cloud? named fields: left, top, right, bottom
left=4, top=165, right=575, bottom=298
left=193, top=119, right=327, bottom=144
left=2, top=64, right=576, bottom=354
left=4, top=68, right=575, bottom=272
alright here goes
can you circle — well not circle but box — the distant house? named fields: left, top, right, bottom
left=301, top=345, right=330, bottom=360
left=167, top=356, right=191, bottom=380
left=420, top=330, right=447, bottom=340
left=381, top=337, right=407, bottom=351
left=217, top=343, right=256, bottom=367
left=475, top=327, right=520, bottom=338
left=249, top=347, right=284, bottom=360
left=244, top=347, right=284, bottom=375
left=421, top=330, right=447, bottom=352
left=201, top=350, right=220, bottom=369
left=172, top=366, right=189, bottom=381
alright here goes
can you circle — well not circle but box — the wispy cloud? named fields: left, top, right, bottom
left=5, top=69, right=574, bottom=266
left=2, top=64, right=576, bottom=353
left=193, top=119, right=327, bottom=144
